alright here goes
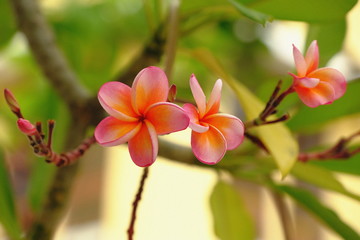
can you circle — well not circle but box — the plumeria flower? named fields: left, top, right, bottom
left=95, top=66, right=190, bottom=167
left=183, top=75, right=244, bottom=164
left=289, top=40, right=346, bottom=108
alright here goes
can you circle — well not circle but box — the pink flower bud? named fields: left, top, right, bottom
left=4, top=89, right=21, bottom=114
left=17, top=118, right=37, bottom=136
left=167, top=84, right=177, bottom=102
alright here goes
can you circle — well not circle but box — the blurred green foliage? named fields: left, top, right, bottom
left=276, top=185, right=360, bottom=240
left=0, top=149, right=22, bottom=240
left=210, top=180, right=255, bottom=240
left=1, top=0, right=360, bottom=239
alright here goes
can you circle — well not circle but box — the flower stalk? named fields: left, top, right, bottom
left=245, top=80, right=294, bottom=129
left=127, top=167, right=150, bottom=240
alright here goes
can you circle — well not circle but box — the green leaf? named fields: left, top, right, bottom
left=243, top=0, right=357, bottom=22
left=188, top=48, right=298, bottom=177
left=288, top=78, right=360, bottom=132
left=228, top=0, right=273, bottom=26
left=306, top=20, right=346, bottom=66
left=292, top=162, right=360, bottom=201
left=277, top=185, right=360, bottom=240
left=210, top=180, right=255, bottom=240
left=0, top=149, right=22, bottom=240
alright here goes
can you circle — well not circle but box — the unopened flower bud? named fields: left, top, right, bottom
left=4, top=89, right=21, bottom=117
left=167, top=84, right=177, bottom=102
left=17, top=118, right=37, bottom=136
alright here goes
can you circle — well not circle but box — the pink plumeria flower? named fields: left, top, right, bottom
left=289, top=40, right=346, bottom=108
left=95, top=66, right=190, bottom=167
left=183, top=75, right=244, bottom=165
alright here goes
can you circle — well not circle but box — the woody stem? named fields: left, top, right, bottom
left=127, top=167, right=150, bottom=240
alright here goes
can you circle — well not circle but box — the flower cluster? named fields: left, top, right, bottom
left=95, top=66, right=244, bottom=166
left=94, top=41, right=347, bottom=167
left=5, top=41, right=348, bottom=168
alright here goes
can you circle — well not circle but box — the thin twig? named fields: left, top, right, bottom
left=244, top=132, right=269, bottom=153
left=245, top=80, right=294, bottom=129
left=127, top=167, right=150, bottom=240
left=270, top=189, right=296, bottom=240
left=298, top=130, right=360, bottom=162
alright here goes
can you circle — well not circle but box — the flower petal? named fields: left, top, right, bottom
left=308, top=67, right=346, bottom=99
left=204, top=113, right=244, bottom=150
left=183, top=103, right=209, bottom=133
left=206, top=79, right=222, bottom=116
left=191, top=126, right=226, bottom=165
left=98, top=82, right=138, bottom=121
left=292, top=44, right=307, bottom=77
left=132, top=66, right=169, bottom=115
left=128, top=120, right=158, bottom=167
left=145, top=102, right=190, bottom=135
left=190, top=74, right=207, bottom=118
left=305, top=40, right=319, bottom=74
left=295, top=77, right=320, bottom=88
left=295, top=81, right=335, bottom=108
left=95, top=116, right=141, bottom=147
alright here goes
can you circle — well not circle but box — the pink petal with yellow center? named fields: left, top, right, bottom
left=191, top=126, right=226, bottom=165
left=145, top=102, right=189, bottom=135
left=295, top=81, right=335, bottom=108
left=128, top=120, right=158, bottom=167
left=204, top=113, right=244, bottom=150
left=206, top=79, right=222, bottom=116
left=305, top=40, right=319, bottom=74
left=95, top=116, right=141, bottom=147
left=190, top=74, right=207, bottom=118
left=292, top=44, right=307, bottom=77
left=183, top=103, right=209, bottom=133
left=308, top=67, right=346, bottom=99
left=131, top=66, right=169, bottom=115
left=98, top=82, right=138, bottom=122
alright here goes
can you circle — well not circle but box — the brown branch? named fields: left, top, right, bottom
left=7, top=0, right=98, bottom=239
left=298, top=130, right=360, bottom=162
left=158, top=138, right=198, bottom=164
left=27, top=120, right=89, bottom=240
left=114, top=24, right=167, bottom=86
left=9, top=0, right=91, bottom=114
left=245, top=80, right=294, bottom=129
left=127, top=167, right=150, bottom=240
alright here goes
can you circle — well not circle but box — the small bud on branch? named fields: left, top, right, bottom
left=4, top=89, right=96, bottom=167
left=298, top=130, right=360, bottom=162
left=17, top=118, right=37, bottom=136
left=167, top=84, right=177, bottom=102
left=4, top=89, right=23, bottom=118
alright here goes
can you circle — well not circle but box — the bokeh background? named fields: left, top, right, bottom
left=1, top=0, right=360, bottom=239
